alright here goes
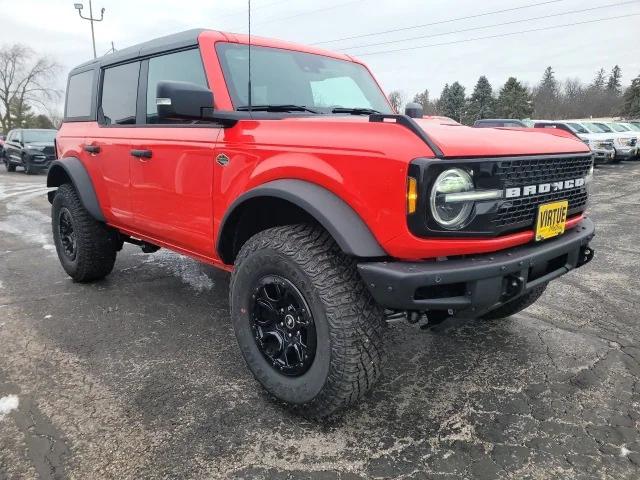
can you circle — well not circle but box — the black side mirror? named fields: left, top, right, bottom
left=404, top=102, right=423, bottom=119
left=156, top=81, right=214, bottom=121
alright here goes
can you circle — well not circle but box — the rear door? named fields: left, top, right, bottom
left=129, top=48, right=222, bottom=257
left=90, top=61, right=142, bottom=227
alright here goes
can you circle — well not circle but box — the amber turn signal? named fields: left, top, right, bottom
left=407, top=177, right=418, bottom=214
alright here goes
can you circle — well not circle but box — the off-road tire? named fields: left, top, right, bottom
left=481, top=283, right=548, bottom=320
left=230, top=224, right=387, bottom=419
left=52, top=183, right=117, bottom=282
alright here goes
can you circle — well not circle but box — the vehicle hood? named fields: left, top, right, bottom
left=411, top=119, right=589, bottom=157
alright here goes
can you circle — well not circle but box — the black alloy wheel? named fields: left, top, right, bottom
left=251, top=275, right=317, bottom=376
left=58, top=207, right=77, bottom=261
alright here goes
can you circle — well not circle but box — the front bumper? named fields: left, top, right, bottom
left=614, top=146, right=638, bottom=160
left=358, top=218, right=595, bottom=317
left=592, top=148, right=615, bottom=164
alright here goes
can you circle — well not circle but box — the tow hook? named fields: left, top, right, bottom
left=504, top=275, right=525, bottom=299
left=578, top=246, right=595, bottom=267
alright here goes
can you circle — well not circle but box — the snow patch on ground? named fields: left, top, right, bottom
left=620, top=445, right=631, bottom=457
left=142, top=250, right=214, bottom=292
left=0, top=194, right=56, bottom=255
left=44, top=314, right=52, bottom=319
left=0, top=395, right=19, bottom=420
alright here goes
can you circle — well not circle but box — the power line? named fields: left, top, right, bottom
left=339, top=0, right=639, bottom=51
left=309, top=0, right=569, bottom=45
left=216, top=0, right=290, bottom=20
left=229, top=0, right=365, bottom=29
left=350, top=13, right=640, bottom=57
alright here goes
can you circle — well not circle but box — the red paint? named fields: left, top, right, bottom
left=56, top=30, right=591, bottom=267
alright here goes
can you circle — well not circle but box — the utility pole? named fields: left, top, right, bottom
left=74, top=1, right=105, bottom=59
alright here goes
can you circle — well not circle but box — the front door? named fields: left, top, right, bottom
left=129, top=48, right=221, bottom=257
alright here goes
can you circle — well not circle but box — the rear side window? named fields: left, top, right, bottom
left=100, top=62, right=140, bottom=125
left=145, top=49, right=208, bottom=123
left=65, top=70, right=95, bottom=119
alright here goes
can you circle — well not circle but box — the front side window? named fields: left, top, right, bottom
left=66, top=70, right=95, bottom=118
left=146, top=49, right=208, bottom=123
left=100, top=62, right=140, bottom=125
left=216, top=43, right=392, bottom=114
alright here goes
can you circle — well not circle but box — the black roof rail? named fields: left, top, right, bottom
left=369, top=114, right=444, bottom=158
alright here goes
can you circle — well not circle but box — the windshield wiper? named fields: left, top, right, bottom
left=237, top=104, right=320, bottom=113
left=331, top=107, right=381, bottom=115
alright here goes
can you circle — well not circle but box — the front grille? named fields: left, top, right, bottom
left=495, top=155, right=593, bottom=188
left=492, top=154, right=592, bottom=230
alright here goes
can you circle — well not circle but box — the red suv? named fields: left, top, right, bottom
left=50, top=29, right=595, bottom=418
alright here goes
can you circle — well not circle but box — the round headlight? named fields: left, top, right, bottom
left=429, top=168, right=474, bottom=229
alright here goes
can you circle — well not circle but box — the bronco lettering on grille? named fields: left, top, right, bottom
left=505, top=177, right=586, bottom=199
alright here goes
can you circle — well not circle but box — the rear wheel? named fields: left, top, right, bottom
left=481, top=283, right=547, bottom=320
left=230, top=224, right=387, bottom=419
left=52, top=184, right=118, bottom=282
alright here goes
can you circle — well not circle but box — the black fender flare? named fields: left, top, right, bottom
left=47, top=157, right=105, bottom=222
left=217, top=179, right=387, bottom=260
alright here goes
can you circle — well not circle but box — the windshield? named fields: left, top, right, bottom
left=216, top=43, right=392, bottom=114
left=609, top=123, right=629, bottom=132
left=623, top=123, right=640, bottom=131
left=567, top=123, right=588, bottom=134
left=23, top=130, right=56, bottom=143
left=582, top=122, right=606, bottom=133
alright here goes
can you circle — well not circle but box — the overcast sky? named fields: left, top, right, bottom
left=1, top=0, right=639, bottom=112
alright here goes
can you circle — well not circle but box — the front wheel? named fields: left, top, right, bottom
left=52, top=184, right=118, bottom=282
left=23, top=156, right=33, bottom=174
left=5, top=158, right=16, bottom=172
left=230, top=224, right=387, bottom=419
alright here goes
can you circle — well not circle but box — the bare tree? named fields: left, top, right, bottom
left=388, top=90, right=405, bottom=113
left=0, top=44, right=62, bottom=132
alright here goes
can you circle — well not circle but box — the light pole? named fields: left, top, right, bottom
left=74, top=1, right=105, bottom=59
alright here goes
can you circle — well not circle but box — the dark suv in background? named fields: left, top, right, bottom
left=3, top=128, right=57, bottom=174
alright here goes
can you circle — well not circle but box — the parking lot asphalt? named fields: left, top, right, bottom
left=0, top=162, right=639, bottom=479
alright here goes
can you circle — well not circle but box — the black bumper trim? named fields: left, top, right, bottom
left=357, top=218, right=595, bottom=315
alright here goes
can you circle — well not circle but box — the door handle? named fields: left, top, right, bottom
left=84, top=145, right=100, bottom=154
left=130, top=149, right=152, bottom=159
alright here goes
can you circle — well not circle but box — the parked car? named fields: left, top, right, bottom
left=579, top=121, right=637, bottom=162
left=0, top=133, right=5, bottom=162
left=49, top=29, right=595, bottom=418
left=533, top=121, right=614, bottom=164
left=3, top=128, right=57, bottom=173
left=473, top=118, right=528, bottom=128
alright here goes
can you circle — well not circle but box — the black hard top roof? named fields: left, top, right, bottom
left=70, top=28, right=206, bottom=73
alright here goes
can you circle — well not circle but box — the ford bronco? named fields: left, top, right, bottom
left=49, top=29, right=595, bottom=418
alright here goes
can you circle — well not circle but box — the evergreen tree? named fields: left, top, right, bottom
left=607, top=65, right=622, bottom=95
left=533, top=66, right=560, bottom=118
left=441, top=81, right=466, bottom=122
left=496, top=77, right=533, bottom=119
left=622, top=73, right=640, bottom=118
left=591, top=68, right=607, bottom=90
left=467, top=76, right=494, bottom=123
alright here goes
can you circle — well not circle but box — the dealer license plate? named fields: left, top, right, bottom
left=535, top=200, right=568, bottom=241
